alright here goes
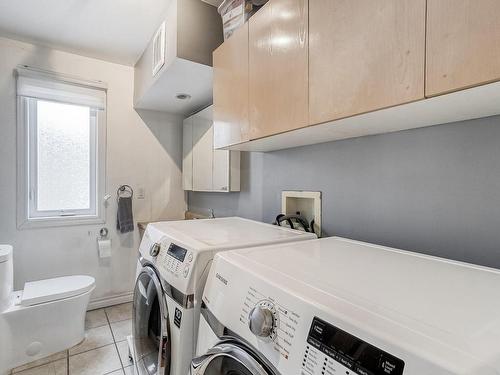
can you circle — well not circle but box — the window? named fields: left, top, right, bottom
left=17, top=67, right=107, bottom=228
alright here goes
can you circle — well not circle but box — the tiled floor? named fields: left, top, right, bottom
left=12, top=302, right=134, bottom=375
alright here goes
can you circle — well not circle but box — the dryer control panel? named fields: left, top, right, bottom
left=303, top=317, right=405, bottom=375
left=157, top=242, right=193, bottom=279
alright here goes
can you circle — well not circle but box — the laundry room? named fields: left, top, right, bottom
left=1, top=1, right=500, bottom=374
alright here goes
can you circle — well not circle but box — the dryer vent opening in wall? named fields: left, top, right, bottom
left=152, top=21, right=166, bottom=76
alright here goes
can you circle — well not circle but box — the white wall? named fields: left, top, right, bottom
left=0, top=37, right=187, bottom=307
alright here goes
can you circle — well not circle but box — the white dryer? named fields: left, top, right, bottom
left=194, top=237, right=500, bottom=375
left=130, top=217, right=316, bottom=375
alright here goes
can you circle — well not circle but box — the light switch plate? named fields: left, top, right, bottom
left=137, top=187, right=146, bottom=200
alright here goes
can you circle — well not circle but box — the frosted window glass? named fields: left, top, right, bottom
left=36, top=100, right=91, bottom=211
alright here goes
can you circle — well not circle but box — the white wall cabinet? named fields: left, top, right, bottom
left=192, top=112, right=214, bottom=191
left=182, top=117, right=194, bottom=190
left=183, top=105, right=240, bottom=192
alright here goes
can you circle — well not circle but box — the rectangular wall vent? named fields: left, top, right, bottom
left=152, top=22, right=166, bottom=76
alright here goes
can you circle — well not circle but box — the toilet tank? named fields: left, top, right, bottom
left=0, top=245, right=13, bottom=311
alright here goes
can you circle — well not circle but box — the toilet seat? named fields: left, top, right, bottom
left=20, top=275, right=95, bottom=307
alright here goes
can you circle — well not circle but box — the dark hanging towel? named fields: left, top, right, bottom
left=116, top=185, right=134, bottom=233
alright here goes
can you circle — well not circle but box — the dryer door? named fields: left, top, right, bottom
left=191, top=342, right=272, bottom=375
left=133, top=265, right=170, bottom=375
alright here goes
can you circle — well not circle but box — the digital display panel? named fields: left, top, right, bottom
left=167, top=243, right=188, bottom=262
left=307, top=317, right=405, bottom=375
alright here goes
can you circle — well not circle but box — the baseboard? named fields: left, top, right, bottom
left=87, top=291, right=134, bottom=310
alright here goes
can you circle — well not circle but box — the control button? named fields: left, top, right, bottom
left=310, top=320, right=326, bottom=341
left=354, top=366, right=370, bottom=375
left=187, top=253, right=193, bottom=263
left=378, top=354, right=403, bottom=375
left=183, top=265, right=190, bottom=278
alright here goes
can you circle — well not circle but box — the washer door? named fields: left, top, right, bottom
left=191, top=342, right=271, bottom=375
left=133, top=266, right=170, bottom=375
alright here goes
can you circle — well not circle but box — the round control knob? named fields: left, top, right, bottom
left=248, top=305, right=274, bottom=338
left=149, top=243, right=161, bottom=257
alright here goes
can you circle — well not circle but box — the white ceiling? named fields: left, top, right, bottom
left=0, top=0, right=174, bottom=66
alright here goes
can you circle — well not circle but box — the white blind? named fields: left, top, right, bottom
left=16, top=66, right=106, bottom=110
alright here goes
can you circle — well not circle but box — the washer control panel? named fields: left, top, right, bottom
left=302, top=317, right=405, bottom=375
left=157, top=242, right=193, bottom=279
left=240, top=287, right=300, bottom=361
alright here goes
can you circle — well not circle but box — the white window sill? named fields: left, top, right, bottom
left=17, top=215, right=105, bottom=230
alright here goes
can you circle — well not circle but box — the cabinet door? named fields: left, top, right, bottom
left=426, top=0, right=500, bottom=96
left=192, top=115, right=213, bottom=191
left=182, top=117, right=193, bottom=191
left=212, top=148, right=230, bottom=192
left=213, top=23, right=250, bottom=149
left=249, top=0, right=309, bottom=139
left=309, top=0, right=425, bottom=125
left=212, top=150, right=241, bottom=192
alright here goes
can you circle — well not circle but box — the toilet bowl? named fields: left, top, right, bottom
left=0, top=245, right=95, bottom=373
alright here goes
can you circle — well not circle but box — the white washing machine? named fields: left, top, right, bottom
left=129, top=217, right=316, bottom=375
left=194, top=236, right=500, bottom=375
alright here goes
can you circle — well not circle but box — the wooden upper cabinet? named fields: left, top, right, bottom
left=426, top=0, right=500, bottom=96
left=213, top=23, right=250, bottom=149
left=248, top=0, right=309, bottom=140
left=309, top=0, right=426, bottom=125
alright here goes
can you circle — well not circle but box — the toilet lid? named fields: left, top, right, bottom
left=21, top=275, right=95, bottom=306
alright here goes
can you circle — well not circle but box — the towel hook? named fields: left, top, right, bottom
left=117, top=185, right=133, bottom=200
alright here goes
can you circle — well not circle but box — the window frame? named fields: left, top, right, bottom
left=17, top=95, right=107, bottom=229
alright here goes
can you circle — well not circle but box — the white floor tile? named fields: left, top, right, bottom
left=14, top=359, right=67, bottom=375
left=123, top=366, right=134, bottom=375
left=13, top=352, right=67, bottom=373
left=69, top=325, right=114, bottom=356
left=69, top=344, right=121, bottom=375
left=105, top=303, right=133, bottom=323
left=85, top=309, right=108, bottom=329
left=110, top=319, right=132, bottom=342
left=116, top=341, right=133, bottom=368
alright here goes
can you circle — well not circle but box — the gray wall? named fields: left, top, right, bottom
left=189, top=116, right=500, bottom=269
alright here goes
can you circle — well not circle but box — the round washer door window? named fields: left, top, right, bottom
left=191, top=343, right=271, bottom=375
left=203, top=355, right=254, bottom=375
left=133, top=266, right=170, bottom=375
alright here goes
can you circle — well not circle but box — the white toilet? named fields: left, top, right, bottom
left=0, top=245, right=95, bottom=373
